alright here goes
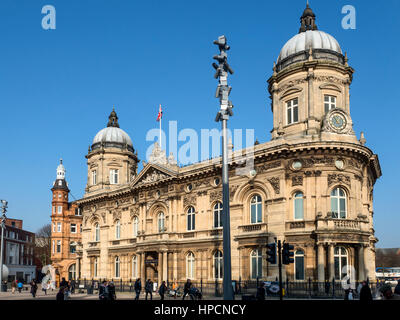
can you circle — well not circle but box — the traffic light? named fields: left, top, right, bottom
left=282, top=242, right=294, bottom=265
left=266, top=242, right=277, bottom=264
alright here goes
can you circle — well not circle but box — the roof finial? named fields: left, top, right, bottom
left=60, top=158, right=63, bottom=164
left=299, top=2, right=318, bottom=33
left=107, top=107, right=120, bottom=128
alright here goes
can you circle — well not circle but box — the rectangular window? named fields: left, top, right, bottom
left=324, top=95, right=336, bottom=113
left=70, top=244, right=76, bottom=254
left=110, top=169, right=119, bottom=184
left=57, top=222, right=61, bottom=233
left=56, top=240, right=61, bottom=253
left=295, top=256, right=305, bottom=280
left=287, top=98, right=299, bottom=125
left=58, top=206, right=62, bottom=214
left=92, top=170, right=97, bottom=185
left=70, top=224, right=77, bottom=233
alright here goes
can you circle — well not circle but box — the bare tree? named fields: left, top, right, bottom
left=35, top=224, right=52, bottom=267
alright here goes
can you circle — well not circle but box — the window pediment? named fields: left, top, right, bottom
left=281, top=87, right=302, bottom=99
left=319, top=84, right=342, bottom=93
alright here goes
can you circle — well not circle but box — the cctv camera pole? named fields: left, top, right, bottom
left=0, top=200, right=8, bottom=292
left=213, top=35, right=234, bottom=300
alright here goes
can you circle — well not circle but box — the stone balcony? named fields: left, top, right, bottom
left=316, top=217, right=369, bottom=233
left=238, top=223, right=268, bottom=233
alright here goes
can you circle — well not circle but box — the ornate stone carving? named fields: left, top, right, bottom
left=141, top=171, right=168, bottom=184
left=130, top=207, right=139, bottom=219
left=315, top=75, right=347, bottom=85
left=276, top=79, right=307, bottom=93
left=112, top=210, right=121, bottom=221
left=267, top=177, right=280, bottom=194
left=257, top=161, right=281, bottom=173
left=302, top=156, right=334, bottom=167
left=183, top=195, right=197, bottom=207
left=209, top=190, right=222, bottom=203
left=292, top=176, right=303, bottom=186
left=328, top=173, right=351, bottom=187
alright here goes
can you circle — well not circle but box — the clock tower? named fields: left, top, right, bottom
left=268, top=3, right=360, bottom=145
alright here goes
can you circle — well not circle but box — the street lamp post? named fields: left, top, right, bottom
left=213, top=35, right=234, bottom=300
left=0, top=200, right=8, bottom=293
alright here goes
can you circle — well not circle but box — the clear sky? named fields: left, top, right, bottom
left=0, top=0, right=398, bottom=247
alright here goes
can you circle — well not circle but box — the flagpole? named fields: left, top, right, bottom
left=159, top=104, right=162, bottom=150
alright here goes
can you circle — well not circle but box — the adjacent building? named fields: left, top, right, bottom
left=2, top=218, right=36, bottom=283
left=55, top=4, right=381, bottom=285
left=50, top=160, right=82, bottom=281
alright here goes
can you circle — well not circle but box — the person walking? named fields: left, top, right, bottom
left=159, top=281, right=167, bottom=300
left=11, top=280, right=17, bottom=294
left=182, top=279, right=192, bottom=300
left=99, top=281, right=109, bottom=300
left=17, top=281, right=23, bottom=293
left=145, top=279, right=153, bottom=300
left=256, top=282, right=266, bottom=301
left=108, top=282, right=116, bottom=300
left=30, top=280, right=38, bottom=298
left=394, top=280, right=400, bottom=295
left=56, top=286, right=66, bottom=302
left=70, top=279, right=76, bottom=294
left=379, top=284, right=400, bottom=300
left=359, top=281, right=373, bottom=301
left=134, top=278, right=141, bottom=300
left=42, top=281, right=48, bottom=295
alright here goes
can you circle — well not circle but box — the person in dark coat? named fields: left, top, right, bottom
left=394, top=280, right=400, bottom=295
left=145, top=279, right=153, bottom=300
left=56, top=286, right=66, bottom=301
left=256, top=282, right=266, bottom=300
left=359, top=281, right=373, bottom=301
left=108, top=282, right=116, bottom=300
left=99, top=281, right=109, bottom=300
left=134, top=278, right=142, bottom=300
left=182, top=279, right=192, bottom=300
left=30, top=280, right=38, bottom=298
left=159, top=281, right=167, bottom=300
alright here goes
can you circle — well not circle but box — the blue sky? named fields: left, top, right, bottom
left=0, top=0, right=398, bottom=247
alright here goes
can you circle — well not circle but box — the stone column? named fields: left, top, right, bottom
left=163, top=251, right=168, bottom=282
left=328, top=244, right=335, bottom=281
left=136, top=254, right=141, bottom=280
left=158, top=252, right=163, bottom=284
left=363, top=246, right=370, bottom=281
left=317, top=244, right=325, bottom=282
left=141, top=252, right=145, bottom=280
left=173, top=251, right=178, bottom=281
left=76, top=258, right=81, bottom=280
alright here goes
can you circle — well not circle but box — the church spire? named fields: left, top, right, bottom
left=107, top=107, right=120, bottom=128
left=299, top=2, right=318, bottom=33
left=56, top=158, right=66, bottom=180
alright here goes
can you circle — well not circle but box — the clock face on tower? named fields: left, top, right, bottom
left=328, top=110, right=348, bottom=133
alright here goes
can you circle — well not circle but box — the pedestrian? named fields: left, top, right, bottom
left=11, top=280, right=17, bottom=294
left=30, top=280, right=38, bottom=298
left=348, top=289, right=354, bottom=300
left=172, top=282, right=178, bottom=299
left=394, top=280, right=400, bottom=295
left=379, top=284, right=400, bottom=300
left=70, top=279, right=76, bottom=294
left=17, top=281, right=23, bottom=293
left=145, top=279, right=153, bottom=300
left=134, top=278, right=141, bottom=300
left=324, top=280, right=330, bottom=295
left=182, top=279, right=192, bottom=300
left=159, top=281, right=167, bottom=300
left=59, top=277, right=68, bottom=289
left=99, top=280, right=109, bottom=300
left=359, top=281, right=373, bottom=301
left=42, top=281, right=48, bottom=295
left=108, top=282, right=116, bottom=300
left=256, top=282, right=266, bottom=300
left=56, top=286, right=65, bottom=302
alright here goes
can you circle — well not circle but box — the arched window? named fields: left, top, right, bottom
left=68, top=264, right=76, bottom=280
left=115, top=256, right=120, bottom=278
left=213, top=202, right=223, bottom=228
left=187, top=207, right=195, bottom=231
left=94, top=257, right=98, bottom=278
left=94, top=223, right=100, bottom=242
left=186, top=252, right=195, bottom=279
left=294, top=192, right=304, bottom=220
left=115, top=220, right=121, bottom=239
left=133, top=216, right=139, bottom=237
left=214, top=250, right=223, bottom=280
left=294, top=250, right=305, bottom=280
left=250, top=195, right=262, bottom=224
left=132, top=255, right=138, bottom=278
left=251, top=249, right=262, bottom=279
left=158, top=212, right=165, bottom=232
left=331, top=187, right=347, bottom=219
left=334, top=247, right=348, bottom=280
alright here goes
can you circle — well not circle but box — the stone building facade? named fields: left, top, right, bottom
left=67, top=5, right=381, bottom=284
